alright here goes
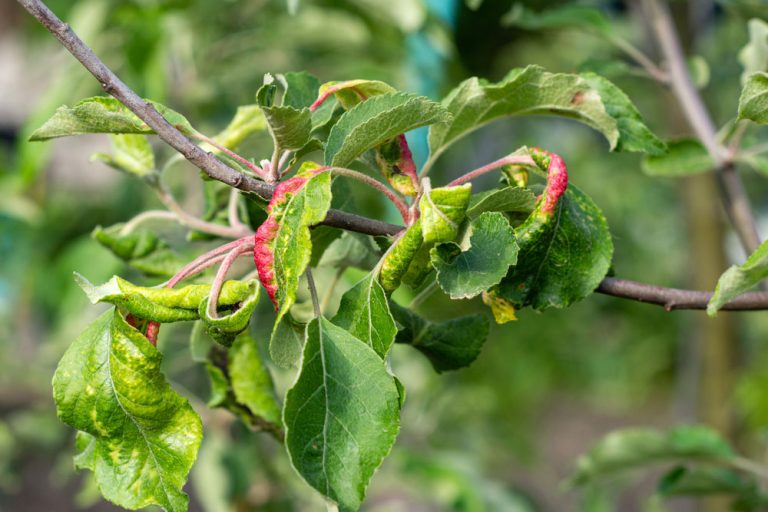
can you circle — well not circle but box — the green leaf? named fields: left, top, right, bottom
left=579, top=73, right=667, bottom=155
left=283, top=317, right=401, bottom=511
left=659, top=466, right=765, bottom=499
left=269, top=312, right=306, bottom=368
left=641, top=139, right=714, bottom=177
left=332, top=273, right=397, bottom=358
left=282, top=71, right=322, bottom=109
left=739, top=71, right=768, bottom=124
left=497, top=183, right=613, bottom=310
left=204, top=363, right=230, bottom=408
left=199, top=285, right=260, bottom=347
left=212, top=105, right=267, bottom=149
left=229, top=334, right=282, bottom=426
left=465, top=0, right=483, bottom=10
left=92, top=224, right=185, bottom=277
left=431, top=212, right=519, bottom=299
left=467, top=186, right=536, bottom=219
left=262, top=105, right=312, bottom=151
left=419, top=181, right=472, bottom=244
left=75, top=273, right=257, bottom=323
left=739, top=19, right=768, bottom=85
left=317, top=231, right=381, bottom=270
left=254, top=165, right=332, bottom=323
left=30, top=97, right=197, bottom=141
left=501, top=2, right=613, bottom=36
left=708, top=239, right=768, bottom=315
left=53, top=310, right=202, bottom=512
left=92, top=134, right=155, bottom=177
left=256, top=73, right=313, bottom=151
left=390, top=302, right=489, bottom=373
left=325, top=92, right=452, bottom=168
left=379, top=221, right=424, bottom=294
left=428, top=65, right=664, bottom=163
left=569, top=426, right=734, bottom=487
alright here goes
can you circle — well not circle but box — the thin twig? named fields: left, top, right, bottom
left=119, top=210, right=178, bottom=235
left=596, top=277, right=768, bottom=311
left=646, top=0, right=762, bottom=255
left=448, top=154, right=536, bottom=186
left=166, top=236, right=253, bottom=288
left=609, top=35, right=669, bottom=83
left=155, top=185, right=252, bottom=239
left=329, top=167, right=410, bottom=223
left=194, top=132, right=268, bottom=180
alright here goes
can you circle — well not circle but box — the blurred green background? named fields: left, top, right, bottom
left=2, top=0, right=768, bottom=510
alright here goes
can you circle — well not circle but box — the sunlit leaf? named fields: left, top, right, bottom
left=53, top=310, right=202, bottom=512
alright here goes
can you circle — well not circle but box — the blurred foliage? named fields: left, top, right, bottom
left=3, top=0, right=768, bottom=510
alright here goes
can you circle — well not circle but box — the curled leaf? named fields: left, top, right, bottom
left=418, top=181, right=472, bottom=244
left=431, top=212, right=519, bottom=300
left=75, top=273, right=256, bottom=323
left=253, top=163, right=332, bottom=321
left=199, top=284, right=260, bottom=347
left=379, top=220, right=424, bottom=293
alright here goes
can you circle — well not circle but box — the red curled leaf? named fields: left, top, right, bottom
left=253, top=163, right=332, bottom=320
left=529, top=147, right=568, bottom=215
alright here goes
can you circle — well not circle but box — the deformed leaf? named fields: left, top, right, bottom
left=708, top=239, right=768, bottom=315
left=428, top=65, right=664, bottom=163
left=92, top=134, right=155, bottom=177
left=325, top=92, right=452, bottom=168
left=738, top=72, right=768, bottom=124
left=431, top=212, right=519, bottom=299
left=496, top=150, right=613, bottom=310
left=30, top=97, right=197, bottom=141
left=253, top=164, right=332, bottom=323
left=379, top=221, right=424, bottom=293
left=75, top=273, right=256, bottom=323
left=92, top=224, right=185, bottom=277
left=212, top=105, right=266, bottom=149
left=53, top=310, right=202, bottom=512
left=569, top=426, right=734, bottom=487
left=283, top=317, right=401, bottom=511
left=269, top=312, right=306, bottom=368
left=390, top=302, right=489, bottom=373
left=642, top=139, right=713, bottom=177
left=199, top=285, right=260, bottom=347
left=467, top=186, right=536, bottom=219
left=332, top=273, right=397, bottom=358
left=418, top=181, right=472, bottom=244
left=314, top=79, right=397, bottom=110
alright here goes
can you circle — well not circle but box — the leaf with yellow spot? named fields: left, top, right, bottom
left=53, top=309, right=202, bottom=512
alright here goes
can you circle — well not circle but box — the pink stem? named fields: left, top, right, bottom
left=327, top=166, right=410, bottom=224
left=166, top=235, right=253, bottom=288
left=206, top=243, right=253, bottom=318
left=448, top=154, right=536, bottom=187
left=194, top=133, right=269, bottom=181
